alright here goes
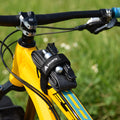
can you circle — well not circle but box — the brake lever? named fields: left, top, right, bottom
left=94, top=18, right=117, bottom=34
left=86, top=18, right=117, bottom=34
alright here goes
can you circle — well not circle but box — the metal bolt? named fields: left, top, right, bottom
left=55, top=66, right=63, bottom=74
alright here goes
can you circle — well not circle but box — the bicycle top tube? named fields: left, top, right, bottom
left=0, top=7, right=119, bottom=26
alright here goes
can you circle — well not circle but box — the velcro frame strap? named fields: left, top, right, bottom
left=41, top=54, right=70, bottom=76
left=40, top=54, right=70, bottom=94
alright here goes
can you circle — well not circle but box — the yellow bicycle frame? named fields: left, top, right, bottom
left=9, top=43, right=93, bottom=120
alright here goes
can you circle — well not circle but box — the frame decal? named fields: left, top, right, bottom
left=62, top=90, right=93, bottom=120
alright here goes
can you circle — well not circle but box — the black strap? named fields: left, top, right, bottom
left=39, top=54, right=70, bottom=94
left=41, top=54, right=70, bottom=75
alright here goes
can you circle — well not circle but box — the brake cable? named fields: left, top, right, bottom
left=0, top=41, right=13, bottom=57
left=37, top=25, right=75, bottom=30
left=36, top=24, right=86, bottom=36
left=35, top=29, right=74, bottom=36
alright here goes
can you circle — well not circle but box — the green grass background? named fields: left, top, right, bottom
left=0, top=0, right=120, bottom=120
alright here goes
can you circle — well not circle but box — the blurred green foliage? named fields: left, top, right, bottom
left=0, top=0, right=120, bottom=119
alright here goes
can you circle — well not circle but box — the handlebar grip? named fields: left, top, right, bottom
left=0, top=15, right=19, bottom=26
left=112, top=7, right=120, bottom=18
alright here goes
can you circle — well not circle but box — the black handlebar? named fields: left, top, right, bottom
left=36, top=10, right=104, bottom=25
left=0, top=9, right=108, bottom=27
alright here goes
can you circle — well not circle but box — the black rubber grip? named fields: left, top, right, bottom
left=0, top=15, right=19, bottom=26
